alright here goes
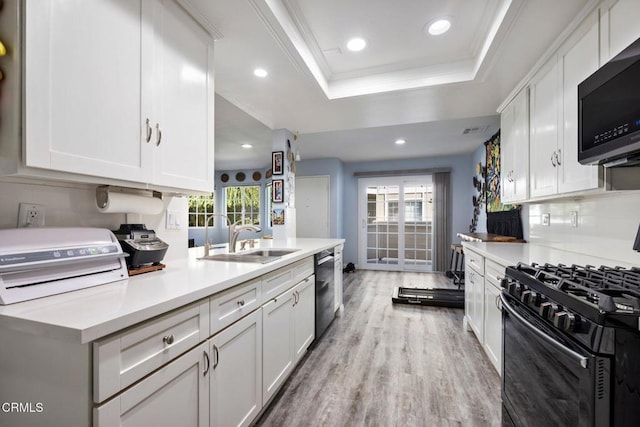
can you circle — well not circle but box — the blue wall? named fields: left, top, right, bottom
left=295, top=158, right=345, bottom=239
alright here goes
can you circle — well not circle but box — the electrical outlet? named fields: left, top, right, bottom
left=570, top=211, right=578, bottom=228
left=18, top=203, right=46, bottom=227
left=542, top=213, right=550, bottom=226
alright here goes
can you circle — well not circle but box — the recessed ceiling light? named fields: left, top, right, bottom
left=253, top=68, right=268, bottom=78
left=241, top=143, right=253, bottom=149
left=395, top=139, right=406, bottom=145
left=427, top=19, right=451, bottom=36
left=346, top=37, right=367, bottom=52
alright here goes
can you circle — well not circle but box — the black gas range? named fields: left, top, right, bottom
left=501, top=262, right=640, bottom=427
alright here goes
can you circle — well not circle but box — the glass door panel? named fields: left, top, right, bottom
left=358, top=177, right=433, bottom=272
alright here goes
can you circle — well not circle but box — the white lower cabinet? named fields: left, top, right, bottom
left=209, top=309, right=262, bottom=427
left=262, top=287, right=296, bottom=405
left=464, top=247, right=506, bottom=375
left=262, top=274, right=316, bottom=405
left=94, top=341, right=210, bottom=427
left=483, top=260, right=505, bottom=375
left=293, top=275, right=316, bottom=364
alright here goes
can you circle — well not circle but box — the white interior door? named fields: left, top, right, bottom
left=295, top=176, right=330, bottom=238
left=358, top=176, right=433, bottom=272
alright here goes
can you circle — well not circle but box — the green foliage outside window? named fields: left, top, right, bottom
left=226, top=186, right=260, bottom=225
left=188, top=193, right=214, bottom=227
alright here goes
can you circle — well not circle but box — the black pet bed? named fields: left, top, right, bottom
left=392, top=287, right=464, bottom=308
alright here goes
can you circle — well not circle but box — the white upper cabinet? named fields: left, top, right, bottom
left=24, top=0, right=152, bottom=183
left=529, top=11, right=602, bottom=199
left=500, top=88, right=529, bottom=203
left=601, top=0, right=640, bottom=61
left=23, top=0, right=214, bottom=193
left=529, top=58, right=560, bottom=198
left=558, top=11, right=601, bottom=193
left=150, top=0, right=215, bottom=191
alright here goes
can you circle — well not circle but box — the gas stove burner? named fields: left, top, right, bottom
left=506, top=262, right=640, bottom=331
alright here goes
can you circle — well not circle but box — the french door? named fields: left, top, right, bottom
left=358, top=176, right=434, bottom=271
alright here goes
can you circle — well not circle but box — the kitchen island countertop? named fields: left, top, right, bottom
left=0, top=238, right=344, bottom=343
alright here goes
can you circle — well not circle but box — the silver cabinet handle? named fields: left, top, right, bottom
left=162, top=334, right=174, bottom=345
left=155, top=123, right=162, bottom=146
left=213, top=345, right=219, bottom=369
left=551, top=151, right=557, bottom=167
left=145, top=118, right=152, bottom=143
left=495, top=294, right=502, bottom=312
left=203, top=350, right=210, bottom=376
left=556, top=148, right=562, bottom=165
left=237, top=299, right=245, bottom=307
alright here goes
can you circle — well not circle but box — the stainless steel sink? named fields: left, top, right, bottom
left=198, top=248, right=299, bottom=264
left=241, top=249, right=299, bottom=257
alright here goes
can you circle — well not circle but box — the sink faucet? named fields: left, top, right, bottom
left=204, top=213, right=231, bottom=257
left=229, top=221, right=262, bottom=253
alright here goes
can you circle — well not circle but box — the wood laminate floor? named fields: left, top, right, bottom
left=254, top=270, right=502, bottom=427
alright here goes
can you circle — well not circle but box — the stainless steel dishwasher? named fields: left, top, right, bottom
left=314, top=249, right=335, bottom=339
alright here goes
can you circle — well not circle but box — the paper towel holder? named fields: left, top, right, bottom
left=96, top=185, right=163, bottom=209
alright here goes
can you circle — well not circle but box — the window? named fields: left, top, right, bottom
left=225, top=186, right=261, bottom=225
left=188, top=193, right=214, bottom=227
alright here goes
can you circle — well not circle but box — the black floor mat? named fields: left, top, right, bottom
left=392, top=287, right=464, bottom=308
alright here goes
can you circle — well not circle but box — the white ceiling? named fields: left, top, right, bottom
left=201, top=0, right=590, bottom=170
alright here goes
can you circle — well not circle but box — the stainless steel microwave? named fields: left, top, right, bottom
left=578, top=36, right=640, bottom=166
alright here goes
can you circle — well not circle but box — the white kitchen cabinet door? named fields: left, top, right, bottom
left=94, top=341, right=209, bottom=427
left=601, top=0, right=640, bottom=61
left=465, top=263, right=484, bottom=343
left=483, top=258, right=505, bottom=376
left=483, top=282, right=502, bottom=375
left=529, top=58, right=560, bottom=198
left=150, top=0, right=215, bottom=192
left=293, top=276, right=315, bottom=364
left=500, top=88, right=529, bottom=203
left=558, top=11, right=601, bottom=194
left=210, top=309, right=262, bottom=427
left=24, top=0, right=153, bottom=183
left=262, top=288, right=295, bottom=405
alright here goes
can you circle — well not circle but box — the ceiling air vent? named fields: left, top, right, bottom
left=461, top=126, right=489, bottom=135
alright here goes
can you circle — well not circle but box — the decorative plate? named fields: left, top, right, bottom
left=221, top=173, right=229, bottom=183
left=236, top=172, right=246, bottom=182
left=252, top=171, right=262, bottom=181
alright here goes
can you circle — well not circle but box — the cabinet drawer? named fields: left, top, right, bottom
left=263, top=257, right=314, bottom=300
left=485, top=259, right=507, bottom=291
left=93, top=300, right=209, bottom=403
left=465, top=249, right=485, bottom=275
left=210, top=277, right=262, bottom=335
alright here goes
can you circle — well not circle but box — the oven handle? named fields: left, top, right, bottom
left=500, top=293, right=589, bottom=369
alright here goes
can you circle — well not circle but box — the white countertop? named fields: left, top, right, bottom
left=462, top=241, right=636, bottom=269
left=0, top=238, right=343, bottom=344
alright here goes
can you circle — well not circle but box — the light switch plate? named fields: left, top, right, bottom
left=165, top=210, right=182, bottom=230
left=570, top=211, right=578, bottom=227
left=542, top=213, right=550, bottom=226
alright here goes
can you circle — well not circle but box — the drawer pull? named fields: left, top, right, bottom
left=237, top=299, right=245, bottom=307
left=162, top=334, right=175, bottom=345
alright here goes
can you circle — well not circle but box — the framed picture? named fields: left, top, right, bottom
left=272, top=151, right=284, bottom=175
left=272, top=179, right=284, bottom=203
left=272, top=209, right=285, bottom=225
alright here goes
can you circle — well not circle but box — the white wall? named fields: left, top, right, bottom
left=0, top=179, right=189, bottom=262
left=528, top=191, right=640, bottom=265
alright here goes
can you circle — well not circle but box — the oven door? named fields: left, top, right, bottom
left=500, top=292, right=611, bottom=427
